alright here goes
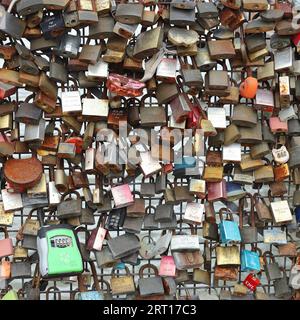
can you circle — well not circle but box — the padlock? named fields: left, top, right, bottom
left=243, top=273, right=261, bottom=291
left=218, top=208, right=241, bottom=244
left=184, top=202, right=204, bottom=225
left=239, top=71, right=258, bottom=99
left=61, top=78, right=82, bottom=115
left=111, top=183, right=134, bottom=209
left=49, top=55, right=67, bottom=84
left=169, top=5, right=195, bottom=26
left=87, top=216, right=107, bottom=252
left=133, top=26, right=163, bottom=60
left=77, top=0, right=98, bottom=24
left=241, top=247, right=261, bottom=273
left=269, top=191, right=293, bottom=224
left=24, top=118, right=45, bottom=144
left=0, top=227, right=13, bottom=259
left=216, top=245, right=240, bottom=266
left=263, top=251, right=283, bottom=281
left=253, top=193, right=273, bottom=222
left=154, top=197, right=174, bottom=223
left=16, top=94, right=42, bottom=125
left=0, top=203, right=14, bottom=227
left=56, top=31, right=81, bottom=58
left=40, top=13, right=65, bottom=39
left=0, top=2, right=26, bottom=39
left=57, top=191, right=82, bottom=219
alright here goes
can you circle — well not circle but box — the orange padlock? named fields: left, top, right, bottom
left=239, top=76, right=258, bottom=99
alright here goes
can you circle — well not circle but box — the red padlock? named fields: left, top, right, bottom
left=292, top=33, right=300, bottom=47
left=187, top=105, right=202, bottom=129
left=65, top=137, right=83, bottom=154
left=163, top=163, right=173, bottom=174
left=243, top=273, right=260, bottom=291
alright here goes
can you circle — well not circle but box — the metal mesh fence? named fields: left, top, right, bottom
left=0, top=7, right=298, bottom=300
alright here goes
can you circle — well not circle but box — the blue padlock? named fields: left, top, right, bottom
left=77, top=261, right=105, bottom=300
left=218, top=208, right=241, bottom=244
left=115, top=262, right=126, bottom=270
left=295, top=206, right=300, bottom=223
left=241, top=249, right=261, bottom=272
left=226, top=181, right=247, bottom=202
left=78, top=291, right=104, bottom=300
left=174, top=156, right=196, bottom=173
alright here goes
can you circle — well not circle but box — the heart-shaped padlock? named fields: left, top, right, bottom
left=139, top=235, right=156, bottom=259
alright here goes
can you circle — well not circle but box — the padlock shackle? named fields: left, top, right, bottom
left=138, top=263, right=159, bottom=278
left=262, top=250, right=276, bottom=264
left=250, top=243, right=263, bottom=256
left=239, top=192, right=255, bottom=228
left=140, top=234, right=155, bottom=245
left=28, top=206, right=44, bottom=220
left=0, top=226, right=9, bottom=239
left=31, top=262, right=41, bottom=289
left=140, top=92, right=159, bottom=107
left=75, top=226, right=91, bottom=239
left=61, top=190, right=81, bottom=201
left=268, top=188, right=284, bottom=202
left=8, top=0, right=19, bottom=13
left=89, top=260, right=101, bottom=292
left=141, top=175, right=155, bottom=183
left=145, top=205, right=156, bottom=214
left=175, top=219, right=197, bottom=235
left=131, top=190, right=143, bottom=199
left=126, top=97, right=141, bottom=109
left=218, top=207, right=234, bottom=221
left=24, top=93, right=35, bottom=103
left=111, top=265, right=132, bottom=277
left=45, top=286, right=61, bottom=301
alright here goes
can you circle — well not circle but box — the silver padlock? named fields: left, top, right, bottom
left=278, top=105, right=297, bottom=121
left=61, top=78, right=82, bottom=115
left=274, top=47, right=293, bottom=72
left=86, top=59, right=109, bottom=80
left=85, top=147, right=95, bottom=173
left=24, top=118, right=46, bottom=143
left=48, top=167, right=61, bottom=206
left=82, top=97, right=109, bottom=119
left=0, top=3, right=26, bottom=39
left=56, top=31, right=81, bottom=58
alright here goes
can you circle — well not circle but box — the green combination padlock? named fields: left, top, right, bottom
left=37, top=224, right=83, bottom=278
left=1, top=289, right=18, bottom=300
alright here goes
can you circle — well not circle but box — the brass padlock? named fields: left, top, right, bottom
left=54, top=159, right=69, bottom=193
left=115, top=3, right=143, bottom=24
left=133, top=27, right=163, bottom=60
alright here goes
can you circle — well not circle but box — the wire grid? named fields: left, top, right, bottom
left=0, top=7, right=298, bottom=300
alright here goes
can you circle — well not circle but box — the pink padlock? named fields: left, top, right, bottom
left=207, top=180, right=227, bottom=202
left=87, top=217, right=107, bottom=252
left=269, top=117, right=288, bottom=133
left=111, top=183, right=134, bottom=208
left=159, top=256, right=176, bottom=277
left=0, top=228, right=13, bottom=259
